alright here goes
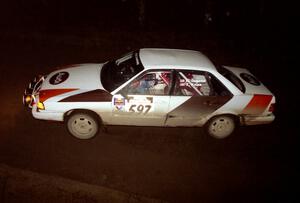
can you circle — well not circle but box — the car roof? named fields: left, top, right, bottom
left=139, top=48, right=217, bottom=72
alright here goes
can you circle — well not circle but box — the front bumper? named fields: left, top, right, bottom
left=32, top=106, right=64, bottom=121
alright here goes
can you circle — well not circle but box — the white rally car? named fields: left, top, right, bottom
left=23, top=48, right=275, bottom=139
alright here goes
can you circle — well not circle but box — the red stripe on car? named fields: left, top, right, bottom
left=39, top=89, right=78, bottom=102
left=242, top=94, right=273, bottom=114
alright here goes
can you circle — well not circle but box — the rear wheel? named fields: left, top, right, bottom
left=206, top=115, right=236, bottom=139
left=66, top=111, right=99, bottom=139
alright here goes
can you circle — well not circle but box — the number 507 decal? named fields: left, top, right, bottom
left=129, top=104, right=152, bottom=114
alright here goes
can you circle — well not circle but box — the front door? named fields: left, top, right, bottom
left=111, top=70, right=172, bottom=126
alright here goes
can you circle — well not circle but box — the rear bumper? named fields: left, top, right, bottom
left=241, top=114, right=275, bottom=126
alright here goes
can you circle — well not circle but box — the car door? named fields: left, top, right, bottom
left=165, top=70, right=232, bottom=127
left=111, top=70, right=172, bottom=126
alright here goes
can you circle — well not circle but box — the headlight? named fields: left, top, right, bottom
left=25, top=95, right=32, bottom=104
left=37, top=101, right=45, bottom=110
left=23, top=94, right=33, bottom=107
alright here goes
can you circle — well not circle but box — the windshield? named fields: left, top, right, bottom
left=217, top=66, right=245, bottom=93
left=101, top=51, right=144, bottom=92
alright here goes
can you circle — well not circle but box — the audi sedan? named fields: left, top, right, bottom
left=23, top=48, right=275, bottom=139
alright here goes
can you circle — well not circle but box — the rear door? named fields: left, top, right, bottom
left=165, top=70, right=232, bottom=127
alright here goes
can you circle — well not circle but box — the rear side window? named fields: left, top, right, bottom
left=217, top=66, right=245, bottom=93
left=172, top=70, right=231, bottom=96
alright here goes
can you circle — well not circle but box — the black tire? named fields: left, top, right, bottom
left=205, top=115, right=236, bottom=139
left=66, top=111, right=100, bottom=139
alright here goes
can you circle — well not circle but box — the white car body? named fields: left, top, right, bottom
left=23, top=48, right=275, bottom=139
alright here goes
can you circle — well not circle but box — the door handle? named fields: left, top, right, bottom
left=203, top=100, right=212, bottom=105
left=203, top=101, right=219, bottom=106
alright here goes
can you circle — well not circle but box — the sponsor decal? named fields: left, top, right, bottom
left=114, top=97, right=125, bottom=110
left=49, top=72, right=69, bottom=85
left=126, top=96, right=154, bottom=114
left=242, top=94, right=273, bottom=114
left=240, top=73, right=261, bottom=86
left=113, top=96, right=154, bottom=114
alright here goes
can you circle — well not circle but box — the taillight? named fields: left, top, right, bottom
left=268, top=103, right=275, bottom=112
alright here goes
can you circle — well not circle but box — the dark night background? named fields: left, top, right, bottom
left=0, top=0, right=295, bottom=203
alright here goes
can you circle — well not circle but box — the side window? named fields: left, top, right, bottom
left=173, top=70, right=211, bottom=96
left=125, top=70, right=172, bottom=95
left=172, top=70, right=231, bottom=96
left=208, top=73, right=232, bottom=96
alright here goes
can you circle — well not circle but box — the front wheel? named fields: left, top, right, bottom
left=66, top=111, right=99, bottom=139
left=205, top=115, right=236, bottom=139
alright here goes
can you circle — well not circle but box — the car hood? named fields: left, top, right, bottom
left=41, top=63, right=105, bottom=90
left=223, top=66, right=273, bottom=95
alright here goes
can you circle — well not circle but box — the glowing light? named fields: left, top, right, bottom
left=25, top=95, right=32, bottom=104
left=37, top=101, right=45, bottom=110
